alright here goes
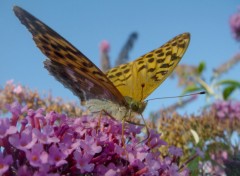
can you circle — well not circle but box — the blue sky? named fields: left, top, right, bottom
left=1, top=1, right=240, bottom=116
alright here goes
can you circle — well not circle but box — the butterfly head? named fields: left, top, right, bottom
left=124, top=96, right=147, bottom=115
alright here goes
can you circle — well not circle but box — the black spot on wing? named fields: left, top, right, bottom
left=115, top=72, right=122, bottom=77
left=146, top=53, right=153, bottom=58
left=148, top=58, right=154, bottom=63
left=124, top=69, right=130, bottom=73
left=137, top=65, right=147, bottom=72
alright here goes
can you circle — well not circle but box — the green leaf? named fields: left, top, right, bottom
left=197, top=61, right=206, bottom=75
left=223, top=86, right=237, bottom=100
left=187, top=156, right=201, bottom=175
left=182, top=86, right=202, bottom=95
left=215, top=79, right=240, bottom=87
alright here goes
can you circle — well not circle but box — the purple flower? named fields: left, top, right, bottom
left=26, top=143, right=48, bottom=167
left=196, top=147, right=205, bottom=158
left=33, top=165, right=52, bottom=176
left=13, top=85, right=23, bottom=94
left=9, top=127, right=37, bottom=151
left=215, top=101, right=229, bottom=119
left=74, top=150, right=94, bottom=173
left=26, top=108, right=46, bottom=129
left=0, top=102, right=189, bottom=175
left=213, top=100, right=240, bottom=120
left=168, top=164, right=182, bottom=175
left=0, top=153, right=13, bottom=175
left=145, top=154, right=160, bottom=174
left=169, top=146, right=183, bottom=157
left=230, top=7, right=240, bottom=41
left=59, top=132, right=79, bottom=156
left=0, top=118, right=17, bottom=138
left=125, top=144, right=148, bottom=164
left=104, top=163, right=122, bottom=176
left=48, top=144, right=67, bottom=167
left=148, top=129, right=167, bottom=148
left=33, top=169, right=60, bottom=176
left=33, top=125, right=59, bottom=144
left=45, top=111, right=62, bottom=125
left=5, top=102, right=27, bottom=125
left=5, top=101, right=22, bottom=117
left=124, top=123, right=142, bottom=135
left=100, top=40, right=110, bottom=52
left=17, top=165, right=32, bottom=176
left=80, top=134, right=102, bottom=156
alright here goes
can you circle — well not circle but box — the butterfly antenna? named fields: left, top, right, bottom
left=145, top=91, right=205, bottom=103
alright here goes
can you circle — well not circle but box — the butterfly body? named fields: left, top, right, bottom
left=13, top=6, right=190, bottom=122
left=86, top=96, right=147, bottom=121
left=86, top=99, right=128, bottom=121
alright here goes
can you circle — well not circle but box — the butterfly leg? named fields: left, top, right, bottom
left=125, top=120, right=145, bottom=126
left=96, top=109, right=119, bottom=135
left=121, top=118, right=131, bottom=161
left=98, top=109, right=128, bottom=144
left=99, top=109, right=117, bottom=120
left=95, top=109, right=117, bottom=126
left=99, top=109, right=128, bottom=144
left=100, top=109, right=129, bottom=158
left=121, top=119, right=126, bottom=145
left=139, top=114, right=150, bottom=144
left=125, top=114, right=150, bottom=144
left=96, top=110, right=105, bottom=133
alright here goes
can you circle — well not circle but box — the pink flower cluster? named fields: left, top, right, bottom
left=199, top=150, right=228, bottom=176
left=229, top=7, right=240, bottom=41
left=213, top=100, right=240, bottom=120
left=0, top=102, right=189, bottom=175
left=100, top=40, right=110, bottom=52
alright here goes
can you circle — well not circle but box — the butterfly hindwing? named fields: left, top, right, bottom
left=106, top=33, right=190, bottom=101
left=13, top=6, right=126, bottom=106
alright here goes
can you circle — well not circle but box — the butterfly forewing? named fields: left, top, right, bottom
left=106, top=33, right=190, bottom=101
left=13, top=6, right=126, bottom=106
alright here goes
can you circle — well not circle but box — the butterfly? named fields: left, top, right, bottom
left=13, top=6, right=190, bottom=125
